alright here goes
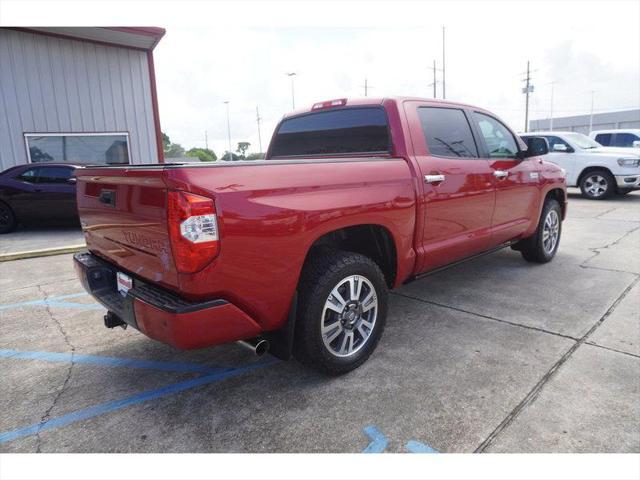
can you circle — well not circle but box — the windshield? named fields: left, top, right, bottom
left=564, top=133, right=601, bottom=149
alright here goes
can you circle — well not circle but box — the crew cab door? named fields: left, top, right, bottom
left=404, top=101, right=495, bottom=272
left=471, top=112, right=541, bottom=244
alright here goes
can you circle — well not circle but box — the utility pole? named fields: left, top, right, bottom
left=442, top=26, right=446, bottom=99
left=588, top=90, right=596, bottom=133
left=256, top=105, right=263, bottom=153
left=522, top=61, right=534, bottom=132
left=223, top=101, right=232, bottom=159
left=428, top=60, right=441, bottom=98
left=361, top=78, right=374, bottom=97
left=286, top=72, right=296, bottom=109
left=433, top=60, right=437, bottom=98
left=549, top=81, right=556, bottom=131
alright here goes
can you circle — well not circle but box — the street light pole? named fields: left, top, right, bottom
left=224, top=101, right=232, bottom=159
left=589, top=90, right=595, bottom=133
left=286, top=72, right=296, bottom=109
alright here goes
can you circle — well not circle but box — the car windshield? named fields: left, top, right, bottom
left=564, top=133, right=601, bottom=149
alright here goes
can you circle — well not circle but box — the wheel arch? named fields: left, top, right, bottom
left=577, top=166, right=614, bottom=187
left=303, top=224, right=398, bottom=288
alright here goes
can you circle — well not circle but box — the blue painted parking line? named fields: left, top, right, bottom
left=0, top=292, right=96, bottom=311
left=362, top=425, right=389, bottom=453
left=0, top=357, right=278, bottom=444
left=405, top=440, right=439, bottom=453
left=0, top=349, right=231, bottom=375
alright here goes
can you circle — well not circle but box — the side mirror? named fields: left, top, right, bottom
left=520, top=136, right=549, bottom=158
left=552, top=143, right=568, bottom=152
left=633, top=140, right=640, bottom=148
left=67, top=177, right=77, bottom=184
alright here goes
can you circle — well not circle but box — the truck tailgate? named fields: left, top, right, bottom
left=75, top=166, right=179, bottom=291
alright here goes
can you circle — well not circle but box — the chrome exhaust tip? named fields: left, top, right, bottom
left=237, top=338, right=270, bottom=356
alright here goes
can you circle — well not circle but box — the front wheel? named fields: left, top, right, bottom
left=517, top=198, right=562, bottom=263
left=294, top=250, right=388, bottom=375
left=579, top=170, right=615, bottom=199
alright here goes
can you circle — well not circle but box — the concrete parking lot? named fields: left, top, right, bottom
left=1, top=189, right=638, bottom=453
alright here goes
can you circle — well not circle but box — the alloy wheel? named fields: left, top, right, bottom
left=321, top=275, right=378, bottom=357
left=584, top=175, right=608, bottom=198
left=542, top=209, right=560, bottom=254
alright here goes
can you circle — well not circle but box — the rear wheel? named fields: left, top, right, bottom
left=579, top=170, right=615, bottom=199
left=294, top=250, right=387, bottom=375
left=517, top=198, right=562, bottom=263
left=0, top=201, right=16, bottom=234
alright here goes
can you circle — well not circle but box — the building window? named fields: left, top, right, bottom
left=24, top=133, right=130, bottom=164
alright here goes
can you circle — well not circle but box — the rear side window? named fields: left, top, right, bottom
left=37, top=167, right=74, bottom=184
left=270, top=107, right=390, bottom=158
left=613, top=133, right=639, bottom=147
left=594, top=133, right=612, bottom=146
left=418, top=107, right=478, bottom=158
left=15, top=167, right=73, bottom=184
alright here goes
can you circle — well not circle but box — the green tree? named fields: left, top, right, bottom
left=162, top=132, right=171, bottom=150
left=162, top=132, right=185, bottom=158
left=164, top=142, right=185, bottom=158
left=186, top=148, right=217, bottom=162
left=221, top=151, right=241, bottom=161
left=236, top=142, right=251, bottom=159
left=246, top=152, right=265, bottom=160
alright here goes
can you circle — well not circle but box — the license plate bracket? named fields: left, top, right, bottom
left=117, top=271, right=132, bottom=297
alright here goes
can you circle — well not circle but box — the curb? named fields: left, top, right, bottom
left=0, top=244, right=86, bottom=262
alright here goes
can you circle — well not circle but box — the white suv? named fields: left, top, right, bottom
left=521, top=131, right=640, bottom=199
left=590, top=129, right=640, bottom=149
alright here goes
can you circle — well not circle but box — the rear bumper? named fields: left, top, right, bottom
left=615, top=174, right=640, bottom=190
left=73, top=252, right=262, bottom=349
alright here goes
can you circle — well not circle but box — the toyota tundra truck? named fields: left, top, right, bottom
left=73, top=97, right=567, bottom=374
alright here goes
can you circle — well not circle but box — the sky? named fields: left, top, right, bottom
left=150, top=0, right=640, bottom=157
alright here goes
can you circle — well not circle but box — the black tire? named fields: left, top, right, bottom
left=0, top=201, right=16, bottom=234
left=293, top=249, right=388, bottom=375
left=517, top=198, right=562, bottom=263
left=579, top=169, right=615, bottom=200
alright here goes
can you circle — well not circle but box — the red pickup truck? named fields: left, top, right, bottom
left=73, top=97, right=567, bottom=374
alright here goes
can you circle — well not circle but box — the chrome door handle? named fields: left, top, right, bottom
left=493, top=170, right=509, bottom=179
left=424, top=174, right=445, bottom=184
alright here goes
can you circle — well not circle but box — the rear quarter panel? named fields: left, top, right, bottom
left=166, top=158, right=416, bottom=331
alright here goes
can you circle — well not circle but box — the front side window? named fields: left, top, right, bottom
left=270, top=107, right=390, bottom=158
left=25, top=134, right=130, bottom=164
left=594, top=133, right=612, bottom=146
left=418, top=107, right=478, bottom=158
left=473, top=113, right=518, bottom=158
left=613, top=133, right=639, bottom=147
left=543, top=135, right=572, bottom=152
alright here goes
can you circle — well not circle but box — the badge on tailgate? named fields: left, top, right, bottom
left=117, top=272, right=132, bottom=297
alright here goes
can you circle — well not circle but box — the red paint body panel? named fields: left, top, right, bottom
left=75, top=97, right=567, bottom=350
left=134, top=298, right=262, bottom=350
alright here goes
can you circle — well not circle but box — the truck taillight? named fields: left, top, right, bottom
left=168, top=191, right=220, bottom=273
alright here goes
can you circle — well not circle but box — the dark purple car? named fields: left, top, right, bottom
left=0, top=163, right=82, bottom=233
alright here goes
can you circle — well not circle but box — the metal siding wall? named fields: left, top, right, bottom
left=0, top=29, right=158, bottom=170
